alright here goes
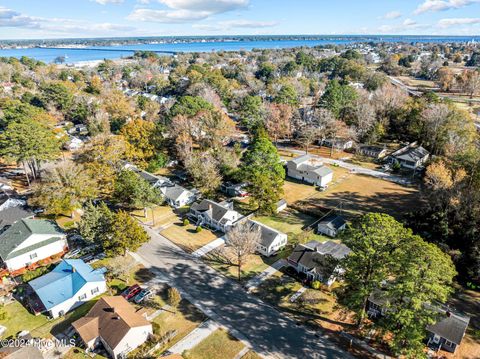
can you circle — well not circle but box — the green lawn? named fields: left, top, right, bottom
left=0, top=297, right=99, bottom=339
left=64, top=347, right=107, bottom=359
left=183, top=328, right=245, bottom=359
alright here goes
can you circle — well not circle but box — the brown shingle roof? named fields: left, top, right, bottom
left=72, top=296, right=151, bottom=351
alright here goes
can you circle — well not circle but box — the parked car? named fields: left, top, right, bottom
left=121, top=284, right=141, bottom=301
left=134, top=288, right=153, bottom=304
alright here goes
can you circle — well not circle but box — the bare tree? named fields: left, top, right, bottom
left=296, top=107, right=336, bottom=153
left=457, top=69, right=480, bottom=99
left=226, top=222, right=261, bottom=282
left=265, top=103, right=293, bottom=145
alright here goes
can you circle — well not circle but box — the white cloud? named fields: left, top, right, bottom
left=378, top=18, right=429, bottom=33
left=414, top=0, right=480, bottom=15
left=193, top=19, right=278, bottom=31
left=379, top=11, right=402, bottom=20
left=127, top=8, right=209, bottom=23
left=158, top=0, right=249, bottom=13
left=91, top=0, right=124, bottom=4
left=128, top=0, right=249, bottom=23
left=438, top=17, right=480, bottom=27
left=0, top=6, right=134, bottom=35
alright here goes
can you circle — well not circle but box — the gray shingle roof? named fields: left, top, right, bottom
left=394, top=146, right=429, bottom=162
left=426, top=309, right=470, bottom=345
left=288, top=240, right=350, bottom=270
left=161, top=183, right=191, bottom=202
left=318, top=213, right=347, bottom=232
left=0, top=206, right=34, bottom=230
left=248, top=220, right=284, bottom=248
left=0, top=219, right=64, bottom=260
left=191, top=199, right=230, bottom=222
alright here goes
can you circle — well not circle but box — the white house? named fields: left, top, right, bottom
left=159, top=183, right=196, bottom=208
left=247, top=219, right=287, bottom=257
left=123, top=162, right=197, bottom=208
left=190, top=199, right=241, bottom=232
left=73, top=296, right=152, bottom=359
left=390, top=142, right=430, bottom=170
left=317, top=213, right=347, bottom=238
left=28, top=259, right=107, bottom=318
left=286, top=155, right=333, bottom=187
left=0, top=219, right=67, bottom=272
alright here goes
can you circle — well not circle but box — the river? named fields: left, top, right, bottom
left=1, top=36, right=479, bottom=64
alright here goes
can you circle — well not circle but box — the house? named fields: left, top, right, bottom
left=275, top=199, right=288, bottom=213
left=322, top=138, right=354, bottom=150
left=63, top=136, right=84, bottom=151
left=367, top=294, right=470, bottom=354
left=356, top=145, right=388, bottom=160
left=190, top=199, right=241, bottom=232
left=220, top=182, right=249, bottom=197
left=246, top=219, right=287, bottom=257
left=426, top=307, right=470, bottom=354
left=73, top=296, right=152, bottom=359
left=390, top=142, right=430, bottom=170
left=0, top=219, right=67, bottom=272
left=28, top=259, right=106, bottom=319
left=0, top=205, right=34, bottom=233
left=159, top=183, right=196, bottom=208
left=317, top=213, right=347, bottom=238
left=0, top=196, right=25, bottom=212
left=286, top=155, right=333, bottom=187
left=122, top=162, right=197, bottom=207
left=287, top=240, right=351, bottom=286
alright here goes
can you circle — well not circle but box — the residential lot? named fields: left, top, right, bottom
left=183, top=328, right=245, bottom=359
left=299, top=173, right=422, bottom=219
left=255, top=209, right=330, bottom=243
left=131, top=205, right=178, bottom=229
left=160, top=222, right=222, bottom=253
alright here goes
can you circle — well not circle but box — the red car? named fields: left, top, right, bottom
left=121, top=284, right=141, bottom=300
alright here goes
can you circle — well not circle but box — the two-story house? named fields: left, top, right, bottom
left=190, top=199, right=241, bottom=232
left=286, top=155, right=333, bottom=187
left=0, top=219, right=67, bottom=272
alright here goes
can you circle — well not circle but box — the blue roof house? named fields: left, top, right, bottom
left=28, top=259, right=107, bottom=318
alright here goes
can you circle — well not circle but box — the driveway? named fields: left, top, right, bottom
left=278, top=145, right=413, bottom=186
left=136, top=226, right=354, bottom=359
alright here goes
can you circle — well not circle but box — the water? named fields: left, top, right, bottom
left=1, top=36, right=478, bottom=64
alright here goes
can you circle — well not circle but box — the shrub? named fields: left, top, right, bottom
left=311, top=280, right=321, bottom=290
left=183, top=219, right=190, bottom=226
left=195, top=226, right=202, bottom=233
left=22, top=266, right=50, bottom=282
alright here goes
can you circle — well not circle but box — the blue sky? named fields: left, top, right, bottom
left=1, top=0, right=480, bottom=39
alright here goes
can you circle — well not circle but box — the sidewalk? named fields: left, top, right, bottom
left=167, top=319, right=220, bottom=354
left=289, top=286, right=307, bottom=303
left=245, top=259, right=286, bottom=292
left=191, top=237, right=225, bottom=258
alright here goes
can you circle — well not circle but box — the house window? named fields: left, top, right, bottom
left=445, top=340, right=453, bottom=347
left=29, top=253, right=38, bottom=260
left=91, top=287, right=99, bottom=295
left=78, top=293, right=87, bottom=301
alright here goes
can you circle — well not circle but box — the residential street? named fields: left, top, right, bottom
left=136, top=226, right=354, bottom=359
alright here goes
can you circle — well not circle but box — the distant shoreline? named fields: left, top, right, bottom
left=1, top=34, right=479, bottom=50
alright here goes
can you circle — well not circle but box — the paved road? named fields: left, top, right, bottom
left=136, top=226, right=354, bottom=359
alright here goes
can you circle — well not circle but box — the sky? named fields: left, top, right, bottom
left=0, top=0, right=480, bottom=39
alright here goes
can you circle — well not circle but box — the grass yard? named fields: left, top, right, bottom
left=304, top=173, right=421, bottom=219
left=255, top=209, right=330, bottom=243
left=131, top=205, right=178, bottom=228
left=0, top=297, right=99, bottom=339
left=254, top=273, right=350, bottom=332
left=64, top=347, right=106, bottom=359
left=183, top=328, right=245, bottom=359
left=242, top=351, right=263, bottom=359
left=160, top=223, right=221, bottom=253
left=153, top=299, right=206, bottom=353
left=204, top=249, right=271, bottom=283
